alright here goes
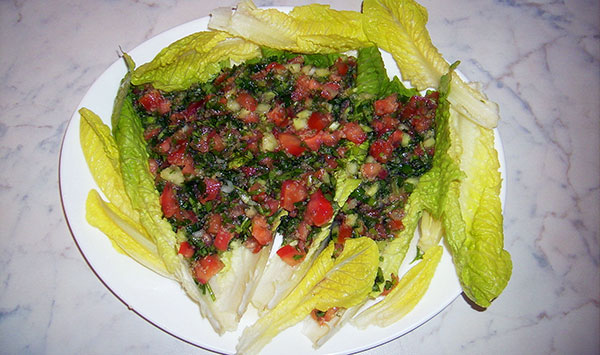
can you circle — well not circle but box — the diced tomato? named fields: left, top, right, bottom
left=252, top=215, right=272, bottom=245
left=296, top=221, right=311, bottom=243
left=320, top=130, right=341, bottom=147
left=411, top=116, right=433, bottom=133
left=143, top=126, right=161, bottom=141
left=182, top=100, right=204, bottom=120
left=160, top=182, right=180, bottom=218
left=193, top=255, right=224, bottom=284
left=320, top=82, right=340, bottom=100
left=177, top=210, right=198, bottom=224
left=372, top=115, right=399, bottom=136
left=178, top=241, right=195, bottom=258
left=138, top=89, right=171, bottom=115
left=148, top=158, right=159, bottom=176
left=389, top=130, right=404, bottom=146
left=369, top=139, right=394, bottom=163
left=334, top=57, right=349, bottom=76
left=342, top=122, right=367, bottom=144
left=167, top=141, right=187, bottom=166
left=181, top=155, right=195, bottom=175
left=337, top=221, right=353, bottom=244
left=303, top=133, right=322, bottom=151
left=276, top=245, right=306, bottom=266
left=200, top=178, right=221, bottom=203
left=361, top=162, right=383, bottom=180
left=311, top=307, right=339, bottom=326
left=264, top=197, right=280, bottom=216
left=214, top=228, right=234, bottom=251
left=374, top=94, right=398, bottom=116
left=280, top=179, right=308, bottom=211
left=207, top=214, right=222, bottom=235
left=266, top=104, right=288, bottom=127
left=308, top=111, right=331, bottom=131
left=292, top=75, right=321, bottom=101
left=236, top=92, right=257, bottom=112
left=266, top=62, right=286, bottom=72
left=305, top=189, right=334, bottom=227
left=278, top=132, right=306, bottom=156
left=157, top=137, right=171, bottom=154
left=210, top=133, right=226, bottom=152
left=240, top=111, right=259, bottom=124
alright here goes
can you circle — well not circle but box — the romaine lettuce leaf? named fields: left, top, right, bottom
left=237, top=237, right=379, bottom=355
left=131, top=31, right=260, bottom=91
left=85, top=190, right=171, bottom=278
left=208, top=0, right=370, bottom=54
left=362, top=0, right=500, bottom=129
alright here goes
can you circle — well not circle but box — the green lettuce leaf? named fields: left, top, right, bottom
left=208, top=0, right=371, bottom=54
left=113, top=95, right=182, bottom=274
left=131, top=31, right=260, bottom=91
left=237, top=237, right=379, bottom=354
left=362, top=0, right=500, bottom=129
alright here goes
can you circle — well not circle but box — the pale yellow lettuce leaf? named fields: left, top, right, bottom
left=208, top=0, right=371, bottom=54
left=352, top=245, right=442, bottom=328
left=85, top=190, right=171, bottom=278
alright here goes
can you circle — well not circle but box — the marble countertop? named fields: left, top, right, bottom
left=1, top=0, right=598, bottom=354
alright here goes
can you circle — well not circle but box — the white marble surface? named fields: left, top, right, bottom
left=1, top=0, right=598, bottom=354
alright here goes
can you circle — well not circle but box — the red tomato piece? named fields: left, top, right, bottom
left=369, top=139, right=394, bottom=163
left=236, top=92, right=257, bottom=112
left=389, top=130, right=404, bottom=146
left=334, top=57, right=349, bottom=76
left=411, top=116, right=433, bottom=133
left=303, top=133, right=322, bottom=151
left=266, top=104, right=288, bottom=127
left=160, top=182, right=180, bottom=218
left=139, top=89, right=171, bottom=115
left=181, top=155, right=195, bottom=175
left=252, top=215, right=272, bottom=246
left=280, top=179, right=308, bottom=211
left=210, top=133, right=226, bottom=152
left=167, top=140, right=187, bottom=166
left=201, top=178, right=221, bottom=203
left=276, top=245, right=306, bottom=266
left=148, top=158, right=159, bottom=176
left=157, top=137, right=171, bottom=154
left=266, top=62, right=286, bottom=72
left=342, top=122, right=367, bottom=144
left=320, top=82, right=340, bottom=100
left=337, top=221, right=353, bottom=244
left=178, top=241, right=195, bottom=258
left=207, top=214, right=222, bottom=235
left=193, top=255, right=224, bottom=284
left=143, top=126, right=161, bottom=141
left=374, top=94, right=399, bottom=116
left=305, top=189, right=334, bottom=227
left=214, top=228, right=234, bottom=251
left=361, top=162, right=383, bottom=180
left=308, top=112, right=331, bottom=131
left=278, top=132, right=306, bottom=156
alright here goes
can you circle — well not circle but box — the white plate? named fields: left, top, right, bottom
left=59, top=9, right=506, bottom=355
